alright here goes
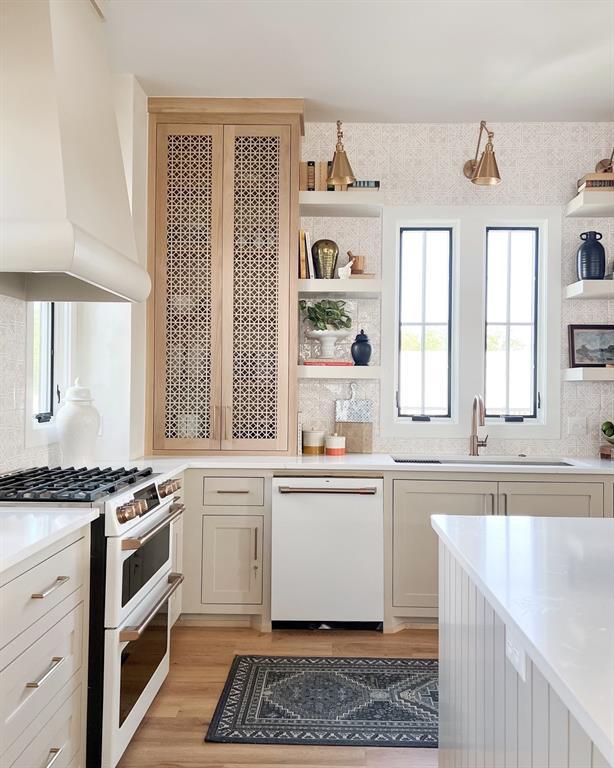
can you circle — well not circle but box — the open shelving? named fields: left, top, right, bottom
left=565, top=280, right=614, bottom=300
left=562, top=367, right=614, bottom=382
left=298, top=278, right=381, bottom=298
left=297, top=365, right=382, bottom=380
left=565, top=189, right=614, bottom=218
left=299, top=191, right=383, bottom=218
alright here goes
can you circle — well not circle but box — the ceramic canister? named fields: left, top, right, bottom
left=302, top=429, right=326, bottom=455
left=56, top=378, right=101, bottom=467
left=325, top=433, right=346, bottom=456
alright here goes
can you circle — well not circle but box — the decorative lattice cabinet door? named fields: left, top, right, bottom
left=220, top=125, right=291, bottom=451
left=153, top=125, right=224, bottom=450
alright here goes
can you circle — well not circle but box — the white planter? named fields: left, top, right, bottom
left=305, top=329, right=350, bottom=359
left=56, top=379, right=101, bottom=467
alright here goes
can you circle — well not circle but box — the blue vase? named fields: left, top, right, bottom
left=577, top=231, right=606, bottom=280
left=351, top=329, right=372, bottom=366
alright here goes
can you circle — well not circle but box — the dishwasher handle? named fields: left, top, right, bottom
left=277, top=486, right=377, bottom=495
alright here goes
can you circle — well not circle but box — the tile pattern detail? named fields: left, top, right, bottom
left=165, top=133, right=214, bottom=440
left=0, top=296, right=60, bottom=472
left=232, top=136, right=280, bottom=440
left=300, top=121, right=614, bottom=456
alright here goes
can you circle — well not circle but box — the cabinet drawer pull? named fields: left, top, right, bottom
left=43, top=748, right=62, bottom=768
left=119, top=573, right=184, bottom=642
left=26, top=656, right=64, bottom=688
left=216, top=489, right=250, bottom=494
left=278, top=486, right=377, bottom=495
left=31, top=576, right=70, bottom=599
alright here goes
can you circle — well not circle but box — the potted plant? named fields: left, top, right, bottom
left=299, top=299, right=352, bottom=359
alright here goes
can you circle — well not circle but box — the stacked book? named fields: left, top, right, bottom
left=298, top=229, right=315, bottom=278
left=577, top=173, right=614, bottom=192
left=299, top=160, right=381, bottom=192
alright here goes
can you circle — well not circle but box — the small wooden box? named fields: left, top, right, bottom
left=334, top=421, right=373, bottom=453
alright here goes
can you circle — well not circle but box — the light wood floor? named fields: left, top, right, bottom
left=118, top=625, right=439, bottom=768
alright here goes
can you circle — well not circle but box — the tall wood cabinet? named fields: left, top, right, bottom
left=148, top=100, right=302, bottom=453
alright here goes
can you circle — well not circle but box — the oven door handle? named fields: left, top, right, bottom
left=121, top=505, right=184, bottom=551
left=119, top=572, right=184, bottom=642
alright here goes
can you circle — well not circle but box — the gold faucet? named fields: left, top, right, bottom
left=470, top=394, right=488, bottom=456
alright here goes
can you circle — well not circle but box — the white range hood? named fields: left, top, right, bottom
left=0, top=0, right=151, bottom=303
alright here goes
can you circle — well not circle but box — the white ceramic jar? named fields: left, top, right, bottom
left=56, top=378, right=101, bottom=467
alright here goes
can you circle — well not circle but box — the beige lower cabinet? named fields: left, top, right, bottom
left=499, top=481, right=604, bottom=517
left=201, top=515, right=263, bottom=605
left=392, top=480, right=497, bottom=609
left=169, top=513, right=184, bottom=626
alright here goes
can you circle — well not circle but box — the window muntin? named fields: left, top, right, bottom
left=397, top=228, right=452, bottom=418
left=485, top=227, right=538, bottom=418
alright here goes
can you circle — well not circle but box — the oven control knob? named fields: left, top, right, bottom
left=116, top=502, right=138, bottom=524
left=159, top=479, right=181, bottom=497
left=135, top=499, right=148, bottom=515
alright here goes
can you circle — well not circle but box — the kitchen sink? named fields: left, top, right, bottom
left=392, top=457, right=573, bottom=467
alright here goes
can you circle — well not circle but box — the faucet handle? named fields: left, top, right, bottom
left=478, top=434, right=488, bottom=448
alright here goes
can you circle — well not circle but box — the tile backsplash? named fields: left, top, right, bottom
left=1, top=122, right=612, bottom=468
left=0, top=295, right=60, bottom=472
left=300, top=121, right=614, bottom=456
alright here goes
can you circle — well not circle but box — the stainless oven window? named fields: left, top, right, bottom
left=121, top=525, right=170, bottom=607
left=119, top=604, right=168, bottom=726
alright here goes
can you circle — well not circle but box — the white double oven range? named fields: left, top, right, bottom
left=0, top=466, right=185, bottom=768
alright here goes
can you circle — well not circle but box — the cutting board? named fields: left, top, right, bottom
left=335, top=421, right=373, bottom=453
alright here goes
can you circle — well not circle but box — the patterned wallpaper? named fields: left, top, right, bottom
left=300, top=122, right=614, bottom=457
left=0, top=295, right=60, bottom=473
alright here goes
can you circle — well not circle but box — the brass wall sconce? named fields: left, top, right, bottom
left=463, top=120, right=501, bottom=185
left=328, top=120, right=356, bottom=190
left=595, top=147, right=614, bottom=173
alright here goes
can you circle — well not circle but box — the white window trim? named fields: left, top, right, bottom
left=381, top=205, right=561, bottom=440
left=25, top=302, right=74, bottom=449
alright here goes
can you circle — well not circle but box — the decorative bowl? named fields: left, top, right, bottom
left=601, top=422, right=614, bottom=445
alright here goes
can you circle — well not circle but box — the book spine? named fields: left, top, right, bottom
left=299, top=161, right=308, bottom=191
left=305, top=231, right=314, bottom=278
left=327, top=161, right=334, bottom=191
left=316, top=161, right=328, bottom=191
left=298, top=229, right=306, bottom=278
left=307, top=161, right=315, bottom=191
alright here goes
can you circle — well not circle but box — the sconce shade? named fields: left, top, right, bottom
left=472, top=142, right=501, bottom=185
left=328, top=120, right=356, bottom=186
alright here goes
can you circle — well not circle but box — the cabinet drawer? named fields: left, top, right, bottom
left=0, top=541, right=85, bottom=649
left=203, top=477, right=264, bottom=507
left=1, top=604, right=83, bottom=750
left=6, top=685, right=81, bottom=768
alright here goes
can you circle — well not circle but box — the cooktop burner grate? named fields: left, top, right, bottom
left=0, top=466, right=154, bottom=502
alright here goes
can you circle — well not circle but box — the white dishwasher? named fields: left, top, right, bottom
left=271, top=477, right=384, bottom=622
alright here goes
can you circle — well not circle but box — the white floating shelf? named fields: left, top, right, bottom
left=298, top=278, right=381, bottom=298
left=565, top=280, right=614, bottom=300
left=297, top=365, right=381, bottom=380
left=565, top=189, right=614, bottom=218
left=299, top=191, right=383, bottom=218
left=563, top=367, right=614, bottom=382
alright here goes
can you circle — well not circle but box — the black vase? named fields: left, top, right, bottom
left=577, top=231, right=606, bottom=280
left=351, top=329, right=372, bottom=366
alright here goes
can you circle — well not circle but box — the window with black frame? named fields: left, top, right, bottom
left=31, top=301, right=56, bottom=423
left=484, top=227, right=539, bottom=420
left=397, top=228, right=452, bottom=420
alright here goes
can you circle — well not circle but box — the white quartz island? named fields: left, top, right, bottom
left=432, top=515, right=614, bottom=768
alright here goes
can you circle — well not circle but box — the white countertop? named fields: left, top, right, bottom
left=0, top=507, right=99, bottom=575
left=106, top=453, right=614, bottom=475
left=432, top=515, right=614, bottom=765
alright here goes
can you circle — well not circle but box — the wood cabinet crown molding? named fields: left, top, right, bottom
left=147, top=98, right=305, bottom=134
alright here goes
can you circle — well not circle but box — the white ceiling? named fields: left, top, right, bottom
left=105, top=0, right=614, bottom=122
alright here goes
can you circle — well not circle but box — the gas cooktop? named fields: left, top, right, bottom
left=0, top=466, right=155, bottom=503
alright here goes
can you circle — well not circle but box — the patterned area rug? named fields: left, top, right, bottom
left=205, top=655, right=438, bottom=747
